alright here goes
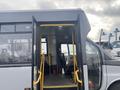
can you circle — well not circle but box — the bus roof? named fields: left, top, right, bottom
left=0, top=9, right=90, bottom=37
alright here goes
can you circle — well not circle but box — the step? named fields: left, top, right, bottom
left=43, top=87, right=77, bottom=90
left=44, top=84, right=78, bottom=88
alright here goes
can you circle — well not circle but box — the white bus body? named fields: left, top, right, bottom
left=0, top=9, right=119, bottom=90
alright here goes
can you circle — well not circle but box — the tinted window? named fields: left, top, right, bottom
left=1, top=24, right=15, bottom=32
left=16, top=24, right=32, bottom=32
left=86, top=41, right=102, bottom=90
left=61, top=44, right=76, bottom=56
left=41, top=38, right=47, bottom=54
left=0, top=34, right=32, bottom=64
left=113, top=43, right=120, bottom=48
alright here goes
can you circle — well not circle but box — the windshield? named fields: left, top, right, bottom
left=112, top=41, right=120, bottom=48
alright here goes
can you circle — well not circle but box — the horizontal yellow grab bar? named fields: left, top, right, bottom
left=40, top=24, right=74, bottom=27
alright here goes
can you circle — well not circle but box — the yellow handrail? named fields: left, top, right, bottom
left=72, top=32, right=82, bottom=86
left=75, top=70, right=82, bottom=85
left=33, top=35, right=45, bottom=90
left=33, top=52, right=45, bottom=90
left=33, top=71, right=42, bottom=85
left=33, top=54, right=44, bottom=85
left=72, top=32, right=77, bottom=83
left=41, top=54, right=45, bottom=90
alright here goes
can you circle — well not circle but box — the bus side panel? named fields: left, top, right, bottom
left=106, top=65, right=120, bottom=89
left=100, top=65, right=107, bottom=90
left=0, top=66, right=31, bottom=90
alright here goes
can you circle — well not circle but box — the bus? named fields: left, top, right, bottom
left=0, top=9, right=120, bottom=90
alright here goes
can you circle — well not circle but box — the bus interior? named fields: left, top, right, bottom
left=33, top=24, right=82, bottom=90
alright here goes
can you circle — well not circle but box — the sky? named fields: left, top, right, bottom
left=0, top=0, right=119, bottom=41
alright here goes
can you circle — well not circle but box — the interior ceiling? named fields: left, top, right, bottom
left=40, top=26, right=75, bottom=44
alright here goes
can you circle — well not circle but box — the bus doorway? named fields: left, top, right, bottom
left=32, top=23, right=83, bottom=90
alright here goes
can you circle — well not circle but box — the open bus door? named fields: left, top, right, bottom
left=31, top=23, right=86, bottom=90
left=31, top=10, right=90, bottom=90
left=31, top=23, right=85, bottom=90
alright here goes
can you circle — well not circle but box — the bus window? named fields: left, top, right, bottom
left=61, top=44, right=76, bottom=65
left=0, top=34, right=32, bottom=64
left=68, top=44, right=76, bottom=55
left=41, top=38, right=47, bottom=54
left=16, top=24, right=32, bottom=32
left=86, top=41, right=102, bottom=90
left=1, top=24, right=15, bottom=32
left=61, top=44, right=68, bottom=56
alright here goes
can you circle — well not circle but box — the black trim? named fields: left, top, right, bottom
left=0, top=63, right=31, bottom=68
left=0, top=31, right=32, bottom=34
left=32, top=16, right=38, bottom=90
left=0, top=22, right=31, bottom=24
left=75, top=15, right=85, bottom=90
left=32, top=16, right=35, bottom=90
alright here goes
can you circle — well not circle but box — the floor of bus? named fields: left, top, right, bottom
left=44, top=75, right=78, bottom=89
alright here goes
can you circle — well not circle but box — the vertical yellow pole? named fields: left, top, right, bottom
left=40, top=40, right=42, bottom=90
left=41, top=54, right=44, bottom=90
left=42, top=55, right=45, bottom=90
left=40, top=36, right=42, bottom=90
left=72, top=32, right=77, bottom=83
left=40, top=35, right=44, bottom=90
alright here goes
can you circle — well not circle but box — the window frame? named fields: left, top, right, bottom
left=1, top=24, right=15, bottom=32
left=0, top=23, right=32, bottom=67
left=0, top=23, right=32, bottom=34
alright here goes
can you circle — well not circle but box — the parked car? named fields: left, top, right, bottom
left=111, top=41, right=120, bottom=57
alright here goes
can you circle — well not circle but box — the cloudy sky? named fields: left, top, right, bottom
left=0, top=0, right=120, bottom=41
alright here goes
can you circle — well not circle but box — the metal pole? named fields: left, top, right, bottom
left=108, top=33, right=111, bottom=47
left=115, top=28, right=119, bottom=41
left=99, top=29, right=103, bottom=45
left=108, top=35, right=110, bottom=45
left=115, top=32, right=117, bottom=41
